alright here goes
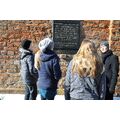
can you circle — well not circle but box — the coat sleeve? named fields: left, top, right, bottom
left=64, top=61, right=72, bottom=100
left=27, top=55, right=38, bottom=80
left=53, top=57, right=61, bottom=81
left=109, top=55, right=119, bottom=93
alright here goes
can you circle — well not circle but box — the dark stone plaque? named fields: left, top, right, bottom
left=53, top=20, right=80, bottom=54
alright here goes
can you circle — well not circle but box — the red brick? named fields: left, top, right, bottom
left=7, top=51, right=14, bottom=55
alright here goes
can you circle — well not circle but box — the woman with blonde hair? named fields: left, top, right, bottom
left=64, top=40, right=103, bottom=100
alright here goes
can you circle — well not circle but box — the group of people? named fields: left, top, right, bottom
left=19, top=37, right=119, bottom=100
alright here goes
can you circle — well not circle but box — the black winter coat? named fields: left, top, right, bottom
left=102, top=50, right=119, bottom=94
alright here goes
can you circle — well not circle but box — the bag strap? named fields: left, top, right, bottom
left=84, top=77, right=94, bottom=91
left=83, top=77, right=99, bottom=96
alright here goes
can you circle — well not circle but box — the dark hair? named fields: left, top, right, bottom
left=21, top=39, right=31, bottom=50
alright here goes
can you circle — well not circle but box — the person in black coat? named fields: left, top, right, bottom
left=100, top=41, right=119, bottom=100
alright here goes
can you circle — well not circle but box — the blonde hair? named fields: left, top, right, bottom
left=72, top=40, right=103, bottom=79
left=34, top=50, right=41, bottom=70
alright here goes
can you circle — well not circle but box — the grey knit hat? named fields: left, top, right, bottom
left=38, top=37, right=54, bottom=52
left=100, top=41, right=109, bottom=49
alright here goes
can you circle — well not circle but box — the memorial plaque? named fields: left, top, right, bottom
left=53, top=20, right=80, bottom=54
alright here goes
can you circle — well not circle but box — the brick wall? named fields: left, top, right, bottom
left=0, top=20, right=120, bottom=95
left=110, top=20, right=120, bottom=94
left=0, top=20, right=52, bottom=93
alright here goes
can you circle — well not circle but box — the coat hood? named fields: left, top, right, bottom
left=40, top=50, right=57, bottom=62
left=19, top=48, right=33, bottom=59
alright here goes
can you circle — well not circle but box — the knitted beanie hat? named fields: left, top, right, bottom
left=100, top=40, right=109, bottom=49
left=38, top=38, right=54, bottom=52
left=21, top=39, right=31, bottom=50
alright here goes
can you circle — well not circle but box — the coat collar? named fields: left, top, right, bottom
left=102, top=50, right=113, bottom=64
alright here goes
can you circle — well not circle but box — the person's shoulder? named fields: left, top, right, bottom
left=26, top=52, right=34, bottom=60
left=67, top=60, right=73, bottom=68
left=111, top=53, right=118, bottom=60
left=52, top=50, right=57, bottom=55
left=69, top=60, right=73, bottom=65
left=52, top=51, right=60, bottom=59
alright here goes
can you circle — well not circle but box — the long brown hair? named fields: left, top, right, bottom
left=72, top=40, right=103, bottom=79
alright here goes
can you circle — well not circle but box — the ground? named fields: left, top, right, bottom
left=0, top=94, right=120, bottom=100
left=0, top=94, right=64, bottom=100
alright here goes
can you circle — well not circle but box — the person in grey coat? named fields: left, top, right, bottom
left=64, top=40, right=103, bottom=100
left=20, top=39, right=38, bottom=100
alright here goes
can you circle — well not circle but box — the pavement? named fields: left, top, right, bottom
left=0, top=94, right=64, bottom=100
left=0, top=94, right=120, bottom=100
